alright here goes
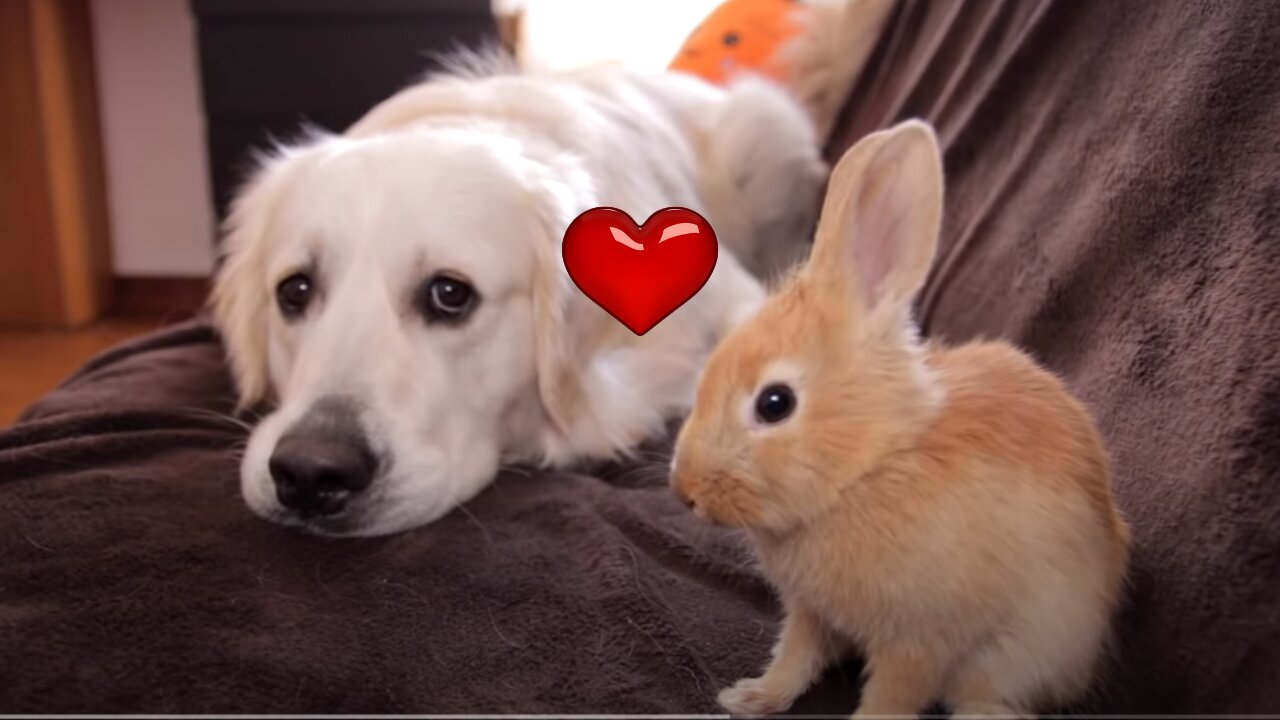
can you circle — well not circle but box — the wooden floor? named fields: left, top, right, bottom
left=0, top=317, right=165, bottom=427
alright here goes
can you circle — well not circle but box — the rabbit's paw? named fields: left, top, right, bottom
left=718, top=677, right=793, bottom=717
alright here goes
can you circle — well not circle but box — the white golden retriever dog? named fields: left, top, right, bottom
left=211, top=0, right=894, bottom=536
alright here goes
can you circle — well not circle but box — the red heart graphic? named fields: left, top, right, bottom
left=562, top=207, right=719, bottom=336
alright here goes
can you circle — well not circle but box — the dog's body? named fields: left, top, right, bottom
left=212, top=1, right=895, bottom=537
left=348, top=60, right=825, bottom=282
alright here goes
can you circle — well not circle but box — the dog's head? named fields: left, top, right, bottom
left=211, top=126, right=598, bottom=536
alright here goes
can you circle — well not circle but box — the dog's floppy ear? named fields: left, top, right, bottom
left=517, top=158, right=599, bottom=456
left=209, top=150, right=297, bottom=410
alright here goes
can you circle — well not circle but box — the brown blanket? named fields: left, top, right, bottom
left=2, top=0, right=1278, bottom=713
left=827, top=0, right=1280, bottom=712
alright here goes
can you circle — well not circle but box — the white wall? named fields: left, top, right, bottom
left=512, top=0, right=722, bottom=73
left=89, top=0, right=717, bottom=277
left=90, top=0, right=215, bottom=277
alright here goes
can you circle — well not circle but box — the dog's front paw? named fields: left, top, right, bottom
left=718, top=677, right=793, bottom=717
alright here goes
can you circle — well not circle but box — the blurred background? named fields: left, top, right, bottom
left=0, top=0, right=723, bottom=425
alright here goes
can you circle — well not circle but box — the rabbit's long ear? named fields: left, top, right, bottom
left=808, top=120, right=944, bottom=321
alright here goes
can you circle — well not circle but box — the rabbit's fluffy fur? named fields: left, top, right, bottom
left=670, top=121, right=1131, bottom=718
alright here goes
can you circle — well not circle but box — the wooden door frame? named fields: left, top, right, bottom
left=0, top=0, right=112, bottom=329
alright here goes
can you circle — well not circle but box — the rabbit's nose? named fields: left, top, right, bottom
left=673, top=482, right=696, bottom=510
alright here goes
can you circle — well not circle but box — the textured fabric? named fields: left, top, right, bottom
left=1, top=325, right=777, bottom=713
left=824, top=0, right=1280, bottom=713
left=2, top=0, right=1278, bottom=713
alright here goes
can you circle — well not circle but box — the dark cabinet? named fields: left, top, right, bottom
left=190, top=0, right=497, bottom=222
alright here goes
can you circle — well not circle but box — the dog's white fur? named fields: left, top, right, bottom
left=212, top=1, right=891, bottom=536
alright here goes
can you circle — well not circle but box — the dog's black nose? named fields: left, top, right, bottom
left=269, top=399, right=375, bottom=518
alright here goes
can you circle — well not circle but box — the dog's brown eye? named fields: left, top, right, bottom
left=420, top=274, right=478, bottom=324
left=276, top=273, right=313, bottom=319
left=755, top=383, right=796, bottom=424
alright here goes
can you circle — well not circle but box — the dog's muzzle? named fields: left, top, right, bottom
left=267, top=396, right=376, bottom=519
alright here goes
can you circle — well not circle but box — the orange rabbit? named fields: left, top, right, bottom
left=670, top=121, right=1131, bottom=718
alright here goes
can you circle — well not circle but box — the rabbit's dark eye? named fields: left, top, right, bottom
left=755, top=383, right=796, bottom=424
